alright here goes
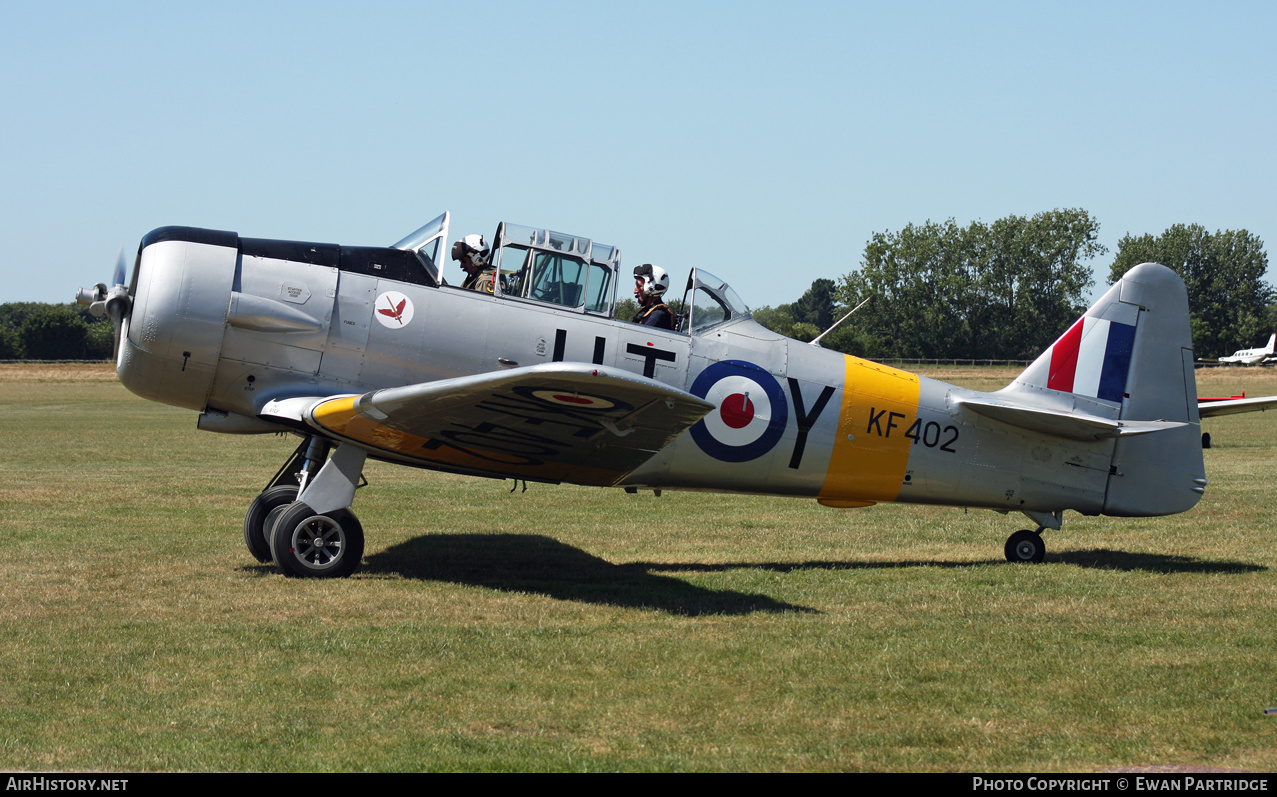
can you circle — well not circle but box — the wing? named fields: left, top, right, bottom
left=262, top=363, right=713, bottom=486
left=1198, top=395, right=1277, bottom=418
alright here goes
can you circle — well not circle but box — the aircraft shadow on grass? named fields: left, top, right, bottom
left=1047, top=548, right=1265, bottom=574
left=350, top=536, right=1264, bottom=614
left=247, top=535, right=1265, bottom=608
left=362, top=533, right=816, bottom=616
left=638, top=549, right=1266, bottom=576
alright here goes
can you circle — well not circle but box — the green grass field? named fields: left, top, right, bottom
left=1, top=363, right=1275, bottom=772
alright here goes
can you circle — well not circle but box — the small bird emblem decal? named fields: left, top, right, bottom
left=378, top=296, right=407, bottom=324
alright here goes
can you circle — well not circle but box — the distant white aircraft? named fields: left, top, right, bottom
left=1217, top=333, right=1276, bottom=365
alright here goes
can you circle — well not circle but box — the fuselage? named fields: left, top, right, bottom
left=114, top=226, right=1202, bottom=522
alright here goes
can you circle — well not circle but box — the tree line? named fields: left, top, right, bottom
left=3, top=213, right=1270, bottom=361
left=0, top=304, right=114, bottom=360
left=751, top=211, right=1273, bottom=361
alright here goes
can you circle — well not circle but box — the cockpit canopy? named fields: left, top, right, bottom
left=393, top=212, right=751, bottom=332
left=391, top=211, right=451, bottom=284
left=492, top=222, right=620, bottom=315
left=683, top=269, right=751, bottom=333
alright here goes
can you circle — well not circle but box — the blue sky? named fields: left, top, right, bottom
left=2, top=1, right=1274, bottom=311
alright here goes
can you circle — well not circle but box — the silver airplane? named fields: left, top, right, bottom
left=74, top=212, right=1258, bottom=578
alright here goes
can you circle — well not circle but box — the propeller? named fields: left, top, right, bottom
left=76, top=247, right=133, bottom=359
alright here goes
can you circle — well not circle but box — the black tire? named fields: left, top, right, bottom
left=1005, top=529, right=1046, bottom=563
left=269, top=501, right=364, bottom=579
left=242, top=485, right=299, bottom=563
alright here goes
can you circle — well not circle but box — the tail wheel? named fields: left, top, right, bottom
left=1005, top=529, right=1046, bottom=563
left=242, top=484, right=300, bottom=563
left=269, top=502, right=364, bottom=579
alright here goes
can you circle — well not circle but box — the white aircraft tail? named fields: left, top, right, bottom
left=1003, top=262, right=1205, bottom=516
left=1264, top=333, right=1275, bottom=355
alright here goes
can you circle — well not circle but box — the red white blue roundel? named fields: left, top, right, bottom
left=689, top=360, right=788, bottom=462
left=529, top=389, right=616, bottom=409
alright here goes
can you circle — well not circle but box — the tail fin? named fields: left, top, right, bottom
left=1266, top=332, right=1275, bottom=355
left=1005, top=262, right=1205, bottom=516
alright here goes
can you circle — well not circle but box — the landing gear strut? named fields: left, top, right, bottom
left=242, top=437, right=368, bottom=578
left=241, top=437, right=330, bottom=563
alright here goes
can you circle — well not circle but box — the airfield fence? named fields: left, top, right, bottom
left=877, top=359, right=1031, bottom=367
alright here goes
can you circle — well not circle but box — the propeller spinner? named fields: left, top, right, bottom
left=75, top=247, right=133, bottom=358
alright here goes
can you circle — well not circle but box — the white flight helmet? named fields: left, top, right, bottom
left=451, top=234, right=491, bottom=268
left=634, top=263, right=669, bottom=297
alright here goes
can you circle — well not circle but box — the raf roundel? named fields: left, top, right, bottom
left=529, top=390, right=617, bottom=410
left=374, top=291, right=414, bottom=328
left=689, top=360, right=788, bottom=462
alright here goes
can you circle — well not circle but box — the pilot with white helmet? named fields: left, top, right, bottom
left=452, top=234, right=496, bottom=293
left=633, top=264, right=674, bottom=330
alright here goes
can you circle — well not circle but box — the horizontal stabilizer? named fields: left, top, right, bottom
left=1198, top=395, right=1277, bottom=418
left=957, top=395, right=1187, bottom=441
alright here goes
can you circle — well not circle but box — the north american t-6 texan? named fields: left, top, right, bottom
left=77, top=212, right=1277, bottom=578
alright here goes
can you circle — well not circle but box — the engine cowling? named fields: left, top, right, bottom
left=117, top=227, right=238, bottom=411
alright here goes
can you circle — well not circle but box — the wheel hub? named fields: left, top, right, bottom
left=271, top=504, right=365, bottom=578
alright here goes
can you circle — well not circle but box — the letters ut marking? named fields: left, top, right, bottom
left=552, top=329, right=609, bottom=366
left=624, top=343, right=677, bottom=377
left=551, top=328, right=640, bottom=369
left=786, top=378, right=836, bottom=470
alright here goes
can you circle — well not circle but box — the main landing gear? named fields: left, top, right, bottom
left=242, top=436, right=368, bottom=579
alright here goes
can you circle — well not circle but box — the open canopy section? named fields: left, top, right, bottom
left=390, top=211, right=451, bottom=284
left=684, top=269, right=751, bottom=333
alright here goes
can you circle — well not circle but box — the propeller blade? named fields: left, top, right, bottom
left=112, top=246, right=127, bottom=288
left=110, top=302, right=124, bottom=362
